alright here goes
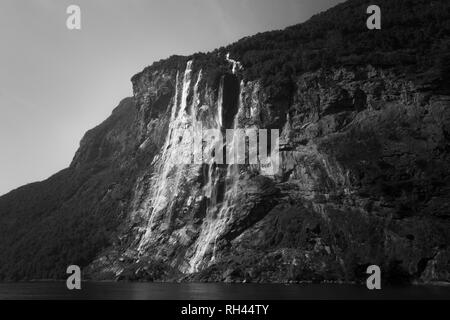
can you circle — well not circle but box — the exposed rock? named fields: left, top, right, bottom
left=85, top=64, right=450, bottom=285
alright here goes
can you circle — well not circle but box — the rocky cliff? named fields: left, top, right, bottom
left=87, top=62, right=450, bottom=284
left=1, top=0, right=449, bottom=284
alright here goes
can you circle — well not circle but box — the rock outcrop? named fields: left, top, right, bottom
left=87, top=63, right=450, bottom=284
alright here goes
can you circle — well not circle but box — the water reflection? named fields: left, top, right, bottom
left=0, top=282, right=449, bottom=300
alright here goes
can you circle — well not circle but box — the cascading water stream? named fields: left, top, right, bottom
left=187, top=75, right=226, bottom=273
left=187, top=78, right=245, bottom=273
left=137, top=56, right=247, bottom=273
left=226, top=53, right=242, bottom=75
left=138, top=61, right=194, bottom=251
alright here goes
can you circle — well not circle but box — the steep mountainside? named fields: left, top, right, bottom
left=0, top=98, right=141, bottom=279
left=1, top=0, right=449, bottom=283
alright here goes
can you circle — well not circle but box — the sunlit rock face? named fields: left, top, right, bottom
left=85, top=56, right=283, bottom=280
left=85, top=56, right=450, bottom=284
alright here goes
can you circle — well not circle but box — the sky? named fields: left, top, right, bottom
left=0, top=0, right=343, bottom=196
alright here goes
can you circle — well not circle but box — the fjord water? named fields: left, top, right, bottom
left=0, top=282, right=449, bottom=300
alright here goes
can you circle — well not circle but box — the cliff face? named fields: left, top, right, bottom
left=85, top=61, right=450, bottom=284
left=1, top=0, right=449, bottom=283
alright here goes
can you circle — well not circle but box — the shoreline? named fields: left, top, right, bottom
left=1, top=279, right=449, bottom=287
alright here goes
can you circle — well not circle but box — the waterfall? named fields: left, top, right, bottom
left=217, top=76, right=224, bottom=128
left=136, top=57, right=247, bottom=273
left=187, top=80, right=244, bottom=273
left=226, top=53, right=242, bottom=75
left=138, top=60, right=194, bottom=251
left=169, top=72, right=180, bottom=124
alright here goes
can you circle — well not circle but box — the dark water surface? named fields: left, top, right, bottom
left=0, top=282, right=449, bottom=300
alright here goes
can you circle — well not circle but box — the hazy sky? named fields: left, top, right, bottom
left=0, top=0, right=342, bottom=196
